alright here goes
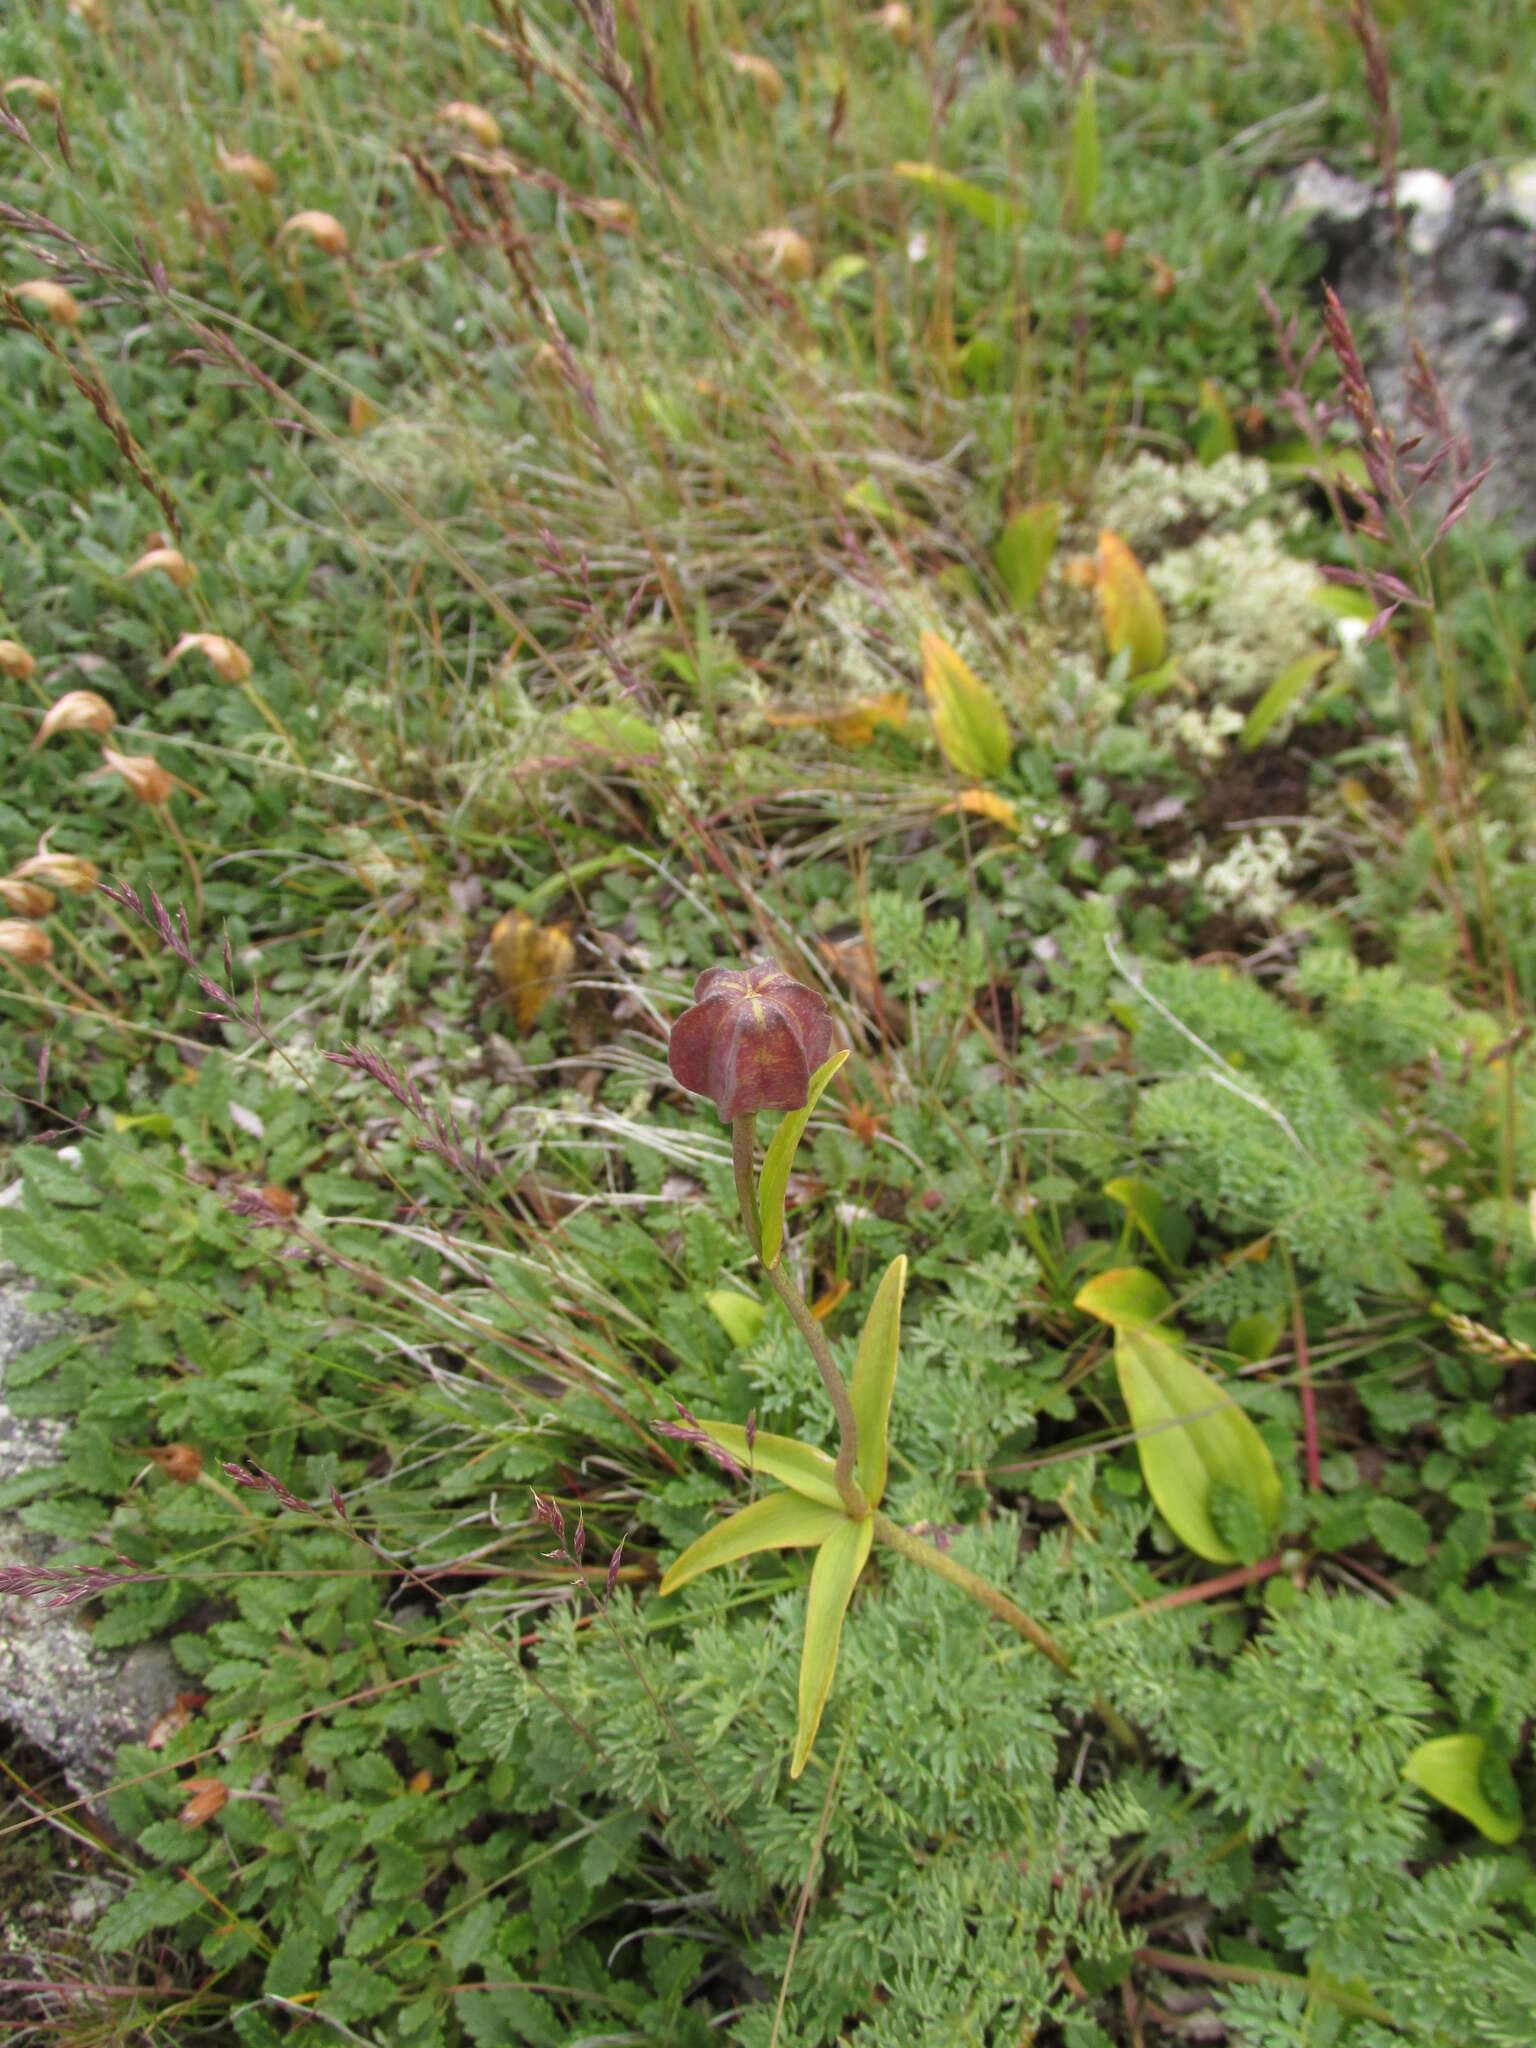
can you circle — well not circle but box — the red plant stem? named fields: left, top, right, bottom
left=1134, top=1555, right=1288, bottom=1615
left=1292, top=1289, right=1321, bottom=1491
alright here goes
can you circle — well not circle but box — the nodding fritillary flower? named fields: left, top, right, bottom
left=668, top=959, right=833, bottom=1121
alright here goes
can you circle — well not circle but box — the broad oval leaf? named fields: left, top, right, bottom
left=993, top=501, right=1060, bottom=613
left=792, top=1513, right=874, bottom=1778
left=659, top=1489, right=846, bottom=1597
left=1097, top=531, right=1166, bottom=676
left=706, top=1289, right=767, bottom=1348
left=1239, top=649, right=1335, bottom=751
left=489, top=913, right=576, bottom=1033
left=1403, top=1733, right=1522, bottom=1846
left=850, top=1256, right=906, bottom=1507
left=920, top=631, right=1011, bottom=781
left=1074, top=1265, right=1173, bottom=1330
left=692, top=1419, right=843, bottom=1510
left=759, top=1049, right=849, bottom=1267
left=1102, top=1178, right=1193, bottom=1267
left=1114, top=1325, right=1283, bottom=1564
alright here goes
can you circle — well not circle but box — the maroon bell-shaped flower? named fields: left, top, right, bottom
left=668, top=959, right=834, bottom=1121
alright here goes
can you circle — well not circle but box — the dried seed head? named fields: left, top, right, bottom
left=214, top=139, right=278, bottom=193
left=3, top=76, right=61, bottom=111
left=100, top=747, right=175, bottom=805
left=869, top=1, right=915, bottom=41
left=748, top=225, right=814, bottom=282
left=126, top=545, right=197, bottom=588
left=0, top=878, right=55, bottom=918
left=32, top=689, right=116, bottom=747
left=437, top=99, right=500, bottom=146
left=278, top=209, right=349, bottom=255
left=724, top=49, right=785, bottom=105
left=166, top=631, right=252, bottom=682
left=178, top=1777, right=229, bottom=1827
left=11, top=851, right=99, bottom=891
left=348, top=391, right=379, bottom=432
left=0, top=920, right=53, bottom=966
left=668, top=957, right=835, bottom=1120
left=151, top=1442, right=204, bottom=1483
left=0, top=639, right=37, bottom=681
left=15, top=279, right=81, bottom=325
left=585, top=196, right=637, bottom=234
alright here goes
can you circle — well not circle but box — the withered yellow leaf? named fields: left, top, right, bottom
left=490, top=912, right=575, bottom=1033
left=1097, top=529, right=1166, bottom=676
left=954, top=787, right=1020, bottom=832
left=920, top=631, right=1011, bottom=780
left=765, top=691, right=908, bottom=747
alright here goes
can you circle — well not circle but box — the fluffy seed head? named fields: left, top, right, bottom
left=668, top=958, right=835, bottom=1121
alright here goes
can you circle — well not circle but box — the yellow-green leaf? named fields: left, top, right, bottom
left=792, top=1513, right=874, bottom=1777
left=1103, top=1179, right=1193, bottom=1267
left=706, top=1290, right=766, bottom=1348
left=1097, top=530, right=1166, bottom=676
left=1114, top=1325, right=1283, bottom=1564
left=920, top=631, right=1011, bottom=780
left=1194, top=378, right=1237, bottom=465
left=850, top=1256, right=906, bottom=1507
left=993, top=501, right=1060, bottom=613
left=691, top=1419, right=843, bottom=1510
left=1403, top=1734, right=1522, bottom=1846
left=1070, top=71, right=1099, bottom=221
left=659, top=1489, right=846, bottom=1597
left=892, top=160, right=1025, bottom=231
left=1074, top=1265, right=1173, bottom=1330
left=561, top=704, right=663, bottom=757
left=759, top=1049, right=849, bottom=1268
left=1239, top=650, right=1335, bottom=751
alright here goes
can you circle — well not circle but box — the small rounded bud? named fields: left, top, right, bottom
left=178, top=1777, right=229, bottom=1826
left=278, top=209, right=349, bottom=256
left=165, top=631, right=251, bottom=681
left=15, top=280, right=81, bottom=325
left=0, top=639, right=37, bottom=681
left=437, top=99, right=501, bottom=147
left=748, top=225, right=814, bottom=282
left=0, top=919, right=53, bottom=966
left=32, top=689, right=116, bottom=747
left=668, top=958, right=834, bottom=1121
left=101, top=747, right=176, bottom=805
left=724, top=50, right=785, bottom=106
left=215, top=140, right=278, bottom=193
left=11, top=851, right=99, bottom=891
left=0, top=878, right=55, bottom=918
left=126, top=546, right=197, bottom=588
left=152, top=1442, right=203, bottom=1483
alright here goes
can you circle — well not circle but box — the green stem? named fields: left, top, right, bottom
left=731, top=1114, right=868, bottom=1520
left=871, top=1511, right=1139, bottom=1756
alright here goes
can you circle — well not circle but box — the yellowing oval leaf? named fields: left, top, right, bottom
left=659, top=1489, right=845, bottom=1597
left=850, top=1255, right=905, bottom=1508
left=489, top=912, right=575, bottom=1033
left=1403, top=1733, right=1522, bottom=1846
left=689, top=1419, right=843, bottom=1510
left=759, top=1049, right=849, bottom=1268
left=954, top=787, right=1019, bottom=833
left=1114, top=1325, right=1283, bottom=1564
left=1097, top=530, right=1166, bottom=676
left=1074, top=1265, right=1173, bottom=1330
left=920, top=631, right=1010, bottom=780
left=792, top=1513, right=874, bottom=1777
left=1102, top=1178, right=1193, bottom=1267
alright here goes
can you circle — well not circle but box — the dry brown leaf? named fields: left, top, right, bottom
left=348, top=391, right=379, bottom=433
left=178, top=1777, right=229, bottom=1827
left=765, top=690, right=909, bottom=747
left=810, top=1277, right=851, bottom=1322
left=953, top=787, right=1020, bottom=832
left=490, top=912, right=576, bottom=1032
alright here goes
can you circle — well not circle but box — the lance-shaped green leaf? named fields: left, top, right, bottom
left=759, top=1048, right=849, bottom=1267
left=1114, top=1325, right=1283, bottom=1564
left=706, top=1289, right=767, bottom=1348
left=892, top=160, right=1025, bottom=231
left=1074, top=1265, right=1173, bottom=1331
left=850, top=1255, right=905, bottom=1507
left=1240, top=649, right=1335, bottom=751
left=1403, top=1734, right=1522, bottom=1846
left=690, top=1418, right=843, bottom=1509
left=659, top=1489, right=846, bottom=1597
left=993, top=501, right=1060, bottom=613
left=792, top=1513, right=874, bottom=1778
left=920, top=631, right=1011, bottom=780
left=1102, top=1179, right=1193, bottom=1267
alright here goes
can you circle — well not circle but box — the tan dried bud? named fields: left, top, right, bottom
left=748, top=225, right=814, bottom=282
left=348, top=391, right=379, bottom=433
left=278, top=209, right=349, bottom=256
left=1101, top=227, right=1125, bottom=258
left=126, top=545, right=197, bottom=588
left=151, top=1442, right=203, bottom=1483
left=585, top=197, right=637, bottom=234
left=101, top=747, right=175, bottom=805
left=15, top=280, right=81, bottom=326
left=178, top=1777, right=229, bottom=1827
left=32, top=689, right=116, bottom=747
left=0, top=920, right=53, bottom=966
left=3, top=76, right=62, bottom=112
left=724, top=50, right=785, bottom=105
left=437, top=99, right=500, bottom=146
left=0, top=639, right=37, bottom=681
left=11, top=851, right=99, bottom=891
left=166, top=631, right=252, bottom=682
left=869, top=2, right=915, bottom=41
left=214, top=140, right=278, bottom=194
left=0, top=878, right=55, bottom=918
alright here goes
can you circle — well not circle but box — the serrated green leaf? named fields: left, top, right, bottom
left=1074, top=1265, right=1173, bottom=1330
left=659, top=1488, right=846, bottom=1596
left=1365, top=1496, right=1431, bottom=1565
left=759, top=1049, right=849, bottom=1267
left=705, top=1289, right=767, bottom=1347
left=1114, top=1325, right=1283, bottom=1564
left=850, top=1255, right=905, bottom=1507
left=892, top=160, right=1025, bottom=230
left=1070, top=71, right=1099, bottom=220
left=688, top=1419, right=843, bottom=1508
left=920, top=631, right=1011, bottom=780
left=792, top=1514, right=873, bottom=1778
left=1240, top=650, right=1335, bottom=750
left=1227, top=1309, right=1284, bottom=1364
left=1403, top=1733, right=1522, bottom=1845
left=1103, top=1178, right=1193, bottom=1267
left=993, top=501, right=1060, bottom=612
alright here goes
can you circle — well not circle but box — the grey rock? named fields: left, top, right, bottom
left=1, top=1271, right=178, bottom=1797
left=1284, top=159, right=1536, bottom=536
